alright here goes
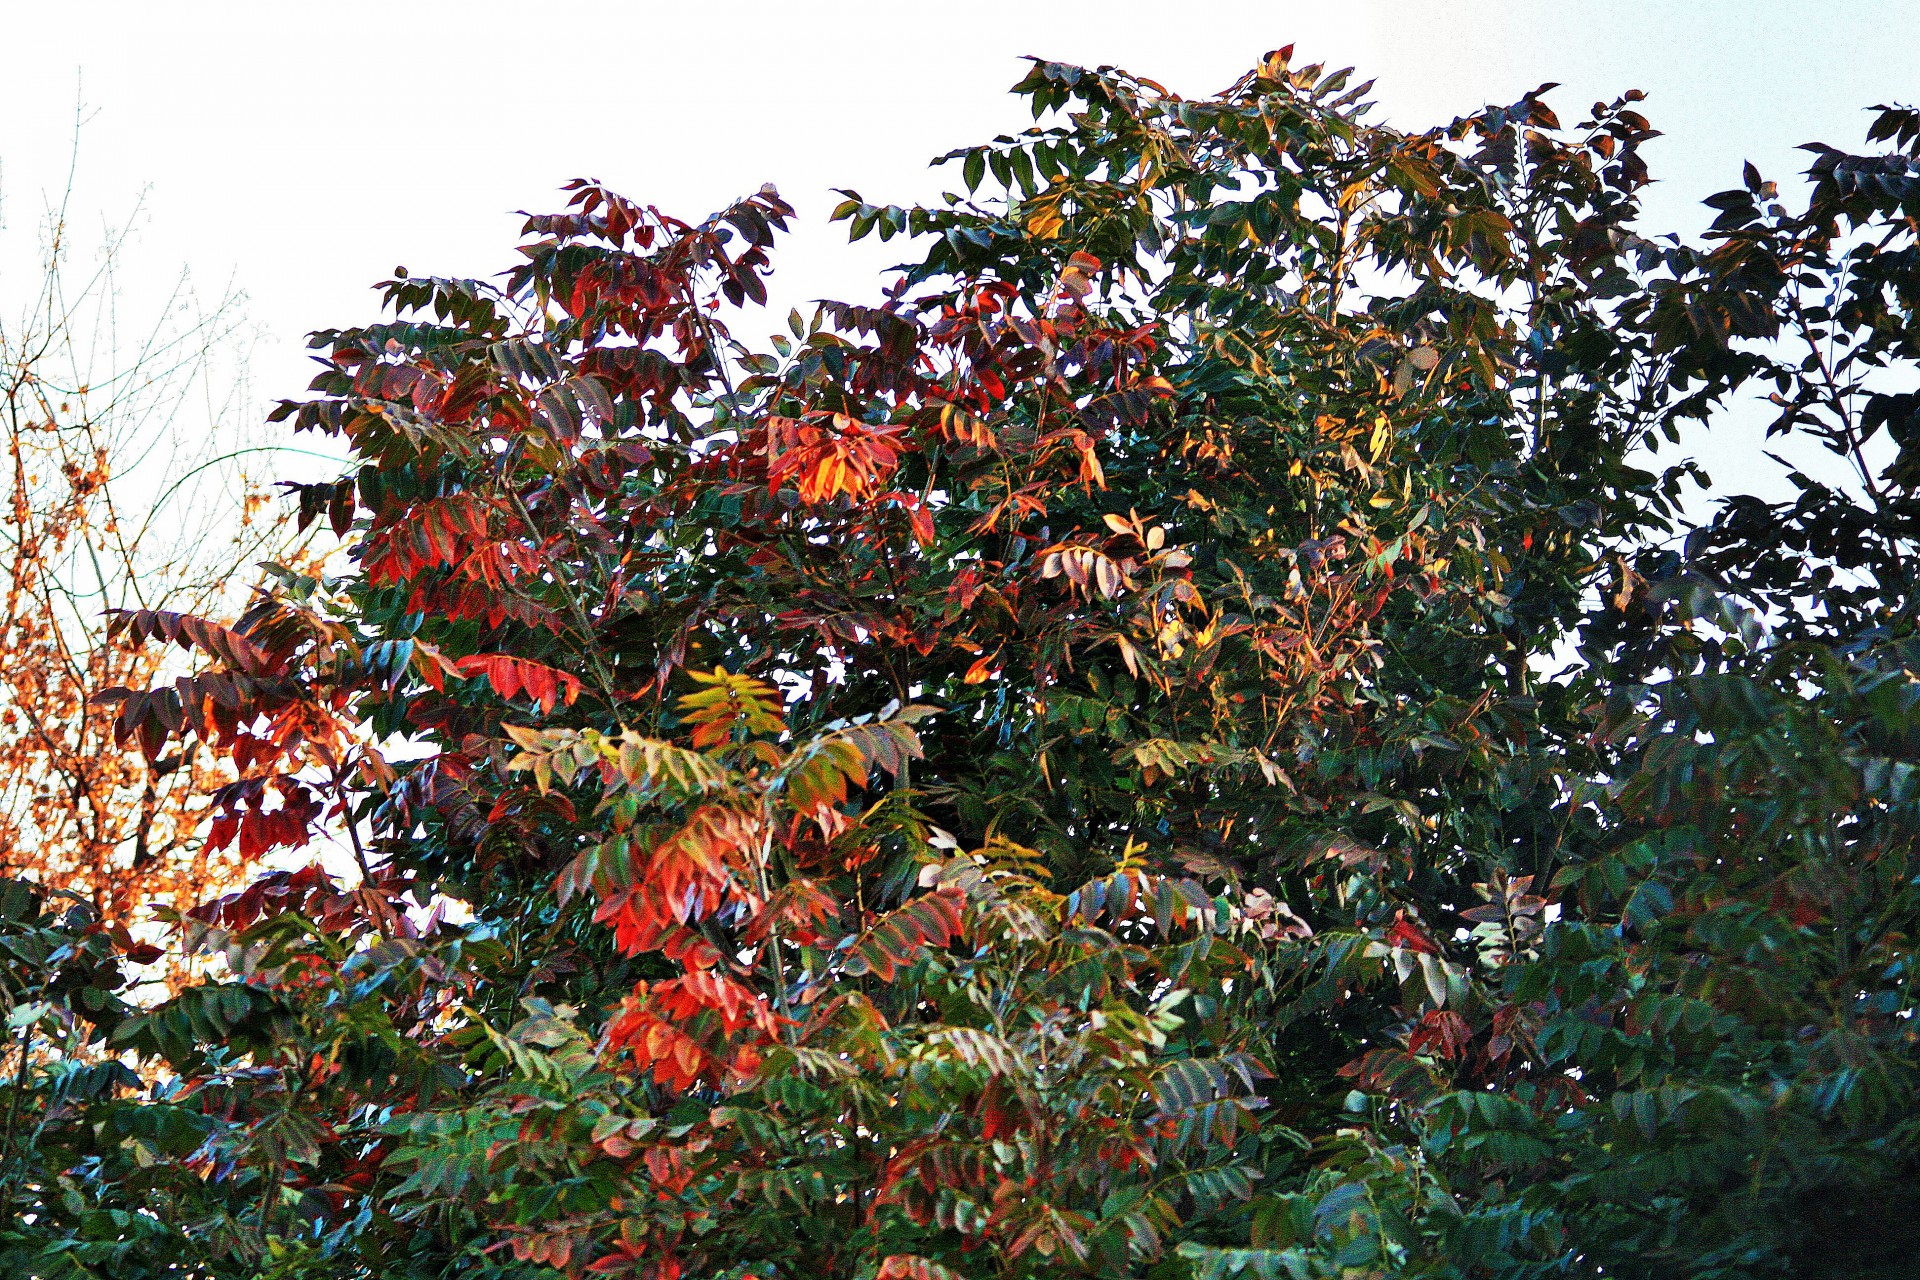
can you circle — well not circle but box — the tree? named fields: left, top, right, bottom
left=27, top=45, right=1920, bottom=1280
left=1424, top=103, right=1920, bottom=1279
left=0, top=161, right=290, bottom=925
left=0, top=151, right=309, bottom=1278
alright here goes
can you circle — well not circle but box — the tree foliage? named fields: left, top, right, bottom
left=0, top=167, right=293, bottom=930
left=8, top=45, right=1920, bottom=1280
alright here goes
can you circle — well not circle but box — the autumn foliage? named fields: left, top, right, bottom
left=9, top=47, right=1920, bottom=1280
left=0, top=199, right=286, bottom=929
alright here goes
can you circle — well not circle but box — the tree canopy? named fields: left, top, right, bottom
left=8, top=47, right=1920, bottom=1280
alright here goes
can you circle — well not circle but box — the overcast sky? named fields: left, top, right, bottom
left=3, top=0, right=1916, bottom=499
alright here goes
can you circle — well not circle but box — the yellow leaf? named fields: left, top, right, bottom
left=1026, top=203, right=1065, bottom=240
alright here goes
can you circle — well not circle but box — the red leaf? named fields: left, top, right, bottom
left=455, top=654, right=582, bottom=714
left=1385, top=913, right=1441, bottom=955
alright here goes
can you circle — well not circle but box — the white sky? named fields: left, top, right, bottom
left=2, top=0, right=1917, bottom=504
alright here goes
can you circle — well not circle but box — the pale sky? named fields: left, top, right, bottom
left=3, top=1, right=1917, bottom=501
